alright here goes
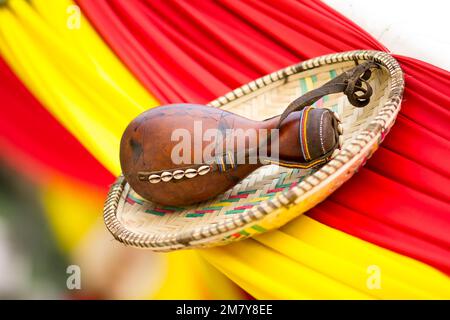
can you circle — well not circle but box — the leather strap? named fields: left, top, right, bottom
left=211, top=61, right=379, bottom=171
left=277, top=60, right=379, bottom=128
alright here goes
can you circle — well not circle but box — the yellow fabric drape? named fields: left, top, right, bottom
left=41, top=176, right=104, bottom=253
left=0, top=0, right=243, bottom=299
left=1, top=0, right=449, bottom=299
left=203, top=216, right=450, bottom=299
left=0, top=0, right=157, bottom=175
left=41, top=175, right=244, bottom=299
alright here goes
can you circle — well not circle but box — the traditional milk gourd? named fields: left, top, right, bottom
left=120, top=61, right=376, bottom=206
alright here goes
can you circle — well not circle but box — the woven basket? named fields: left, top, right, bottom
left=104, top=50, right=404, bottom=252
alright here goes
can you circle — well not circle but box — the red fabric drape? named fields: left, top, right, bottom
left=76, top=0, right=450, bottom=274
left=0, top=57, right=114, bottom=188
left=76, top=0, right=388, bottom=104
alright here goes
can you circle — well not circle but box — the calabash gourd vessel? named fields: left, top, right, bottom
left=104, top=50, right=404, bottom=251
left=120, top=104, right=343, bottom=206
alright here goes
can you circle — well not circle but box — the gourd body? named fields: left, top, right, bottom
left=120, top=104, right=338, bottom=206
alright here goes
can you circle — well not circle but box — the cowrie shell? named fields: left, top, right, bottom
left=338, top=135, right=344, bottom=148
left=149, top=174, right=161, bottom=184
left=185, top=168, right=198, bottom=178
left=172, top=170, right=184, bottom=180
left=333, top=112, right=342, bottom=123
left=197, top=165, right=210, bottom=176
left=161, top=172, right=173, bottom=182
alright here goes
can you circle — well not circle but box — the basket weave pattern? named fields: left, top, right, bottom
left=104, top=50, right=404, bottom=251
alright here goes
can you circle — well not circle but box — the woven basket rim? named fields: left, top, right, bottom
left=104, top=50, right=404, bottom=251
